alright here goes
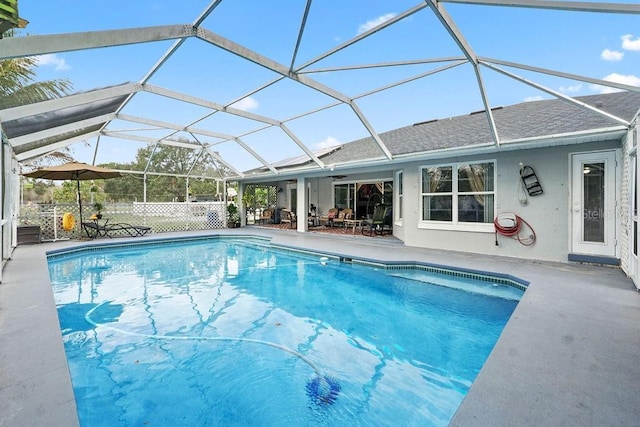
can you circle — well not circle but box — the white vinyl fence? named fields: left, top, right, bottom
left=18, top=202, right=228, bottom=241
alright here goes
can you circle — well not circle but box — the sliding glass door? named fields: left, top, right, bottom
left=334, top=180, right=393, bottom=220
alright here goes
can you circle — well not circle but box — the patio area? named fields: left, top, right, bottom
left=1, top=228, right=639, bottom=426
left=251, top=221, right=396, bottom=239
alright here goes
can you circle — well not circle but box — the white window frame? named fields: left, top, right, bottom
left=419, top=160, right=496, bottom=232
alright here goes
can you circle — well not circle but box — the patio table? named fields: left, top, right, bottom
left=343, top=219, right=363, bottom=234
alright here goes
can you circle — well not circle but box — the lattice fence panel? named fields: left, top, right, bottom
left=245, top=184, right=278, bottom=224
left=18, top=203, right=81, bottom=240
left=19, top=202, right=229, bottom=241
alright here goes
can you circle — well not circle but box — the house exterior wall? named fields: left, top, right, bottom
left=620, top=125, right=638, bottom=286
left=260, top=138, right=626, bottom=265
left=619, top=130, right=632, bottom=276
left=397, top=140, right=621, bottom=263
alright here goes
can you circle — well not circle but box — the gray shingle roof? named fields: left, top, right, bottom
left=247, top=91, right=640, bottom=174
left=320, top=91, right=640, bottom=165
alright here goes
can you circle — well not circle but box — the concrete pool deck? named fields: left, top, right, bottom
left=1, top=228, right=639, bottom=426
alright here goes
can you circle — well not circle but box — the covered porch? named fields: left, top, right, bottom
left=240, top=176, right=395, bottom=235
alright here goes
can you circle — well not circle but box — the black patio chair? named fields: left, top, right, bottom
left=362, top=204, right=387, bottom=236
left=82, top=221, right=151, bottom=239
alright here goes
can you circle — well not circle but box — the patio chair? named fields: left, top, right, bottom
left=82, top=221, right=151, bottom=239
left=331, top=208, right=352, bottom=228
left=280, top=209, right=296, bottom=229
left=319, top=208, right=339, bottom=226
left=362, top=204, right=387, bottom=236
left=258, top=208, right=273, bottom=224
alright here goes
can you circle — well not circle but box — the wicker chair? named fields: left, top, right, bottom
left=280, top=209, right=296, bottom=229
left=331, top=208, right=352, bottom=228
left=319, top=208, right=339, bottom=226
left=258, top=208, right=273, bottom=224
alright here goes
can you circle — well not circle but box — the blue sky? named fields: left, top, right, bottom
left=17, top=1, right=640, bottom=173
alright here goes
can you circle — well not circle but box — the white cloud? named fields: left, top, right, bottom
left=559, top=83, right=583, bottom=93
left=590, top=73, right=640, bottom=94
left=524, top=96, right=544, bottom=102
left=34, top=54, right=70, bottom=71
left=601, top=49, right=624, bottom=61
left=229, top=96, right=258, bottom=111
left=315, top=136, right=341, bottom=150
left=621, top=34, right=640, bottom=51
left=357, top=13, right=397, bottom=35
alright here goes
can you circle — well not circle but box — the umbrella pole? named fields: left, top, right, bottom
left=76, top=179, right=83, bottom=228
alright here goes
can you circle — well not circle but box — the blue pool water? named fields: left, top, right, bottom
left=48, top=237, right=524, bottom=426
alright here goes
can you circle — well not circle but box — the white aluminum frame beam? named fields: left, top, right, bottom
left=116, top=114, right=231, bottom=142
left=353, top=61, right=467, bottom=100
left=231, top=138, right=279, bottom=175
left=144, top=84, right=281, bottom=126
left=140, top=1, right=223, bottom=83
left=300, top=57, right=467, bottom=74
left=102, top=131, right=203, bottom=149
left=481, top=61, right=631, bottom=125
left=425, top=0, right=501, bottom=146
left=289, top=0, right=313, bottom=71
left=479, top=57, right=640, bottom=93
left=16, top=130, right=102, bottom=162
left=0, top=25, right=196, bottom=60
left=189, top=134, right=246, bottom=178
left=102, top=131, right=246, bottom=178
left=294, top=3, right=429, bottom=72
left=100, top=7, right=224, bottom=154
left=119, top=112, right=298, bottom=175
left=196, top=28, right=393, bottom=160
left=440, top=0, right=640, bottom=14
left=145, top=84, right=330, bottom=167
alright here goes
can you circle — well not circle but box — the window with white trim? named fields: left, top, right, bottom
left=421, top=161, right=495, bottom=225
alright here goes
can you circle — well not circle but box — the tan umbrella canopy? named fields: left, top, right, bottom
left=23, top=162, right=121, bottom=227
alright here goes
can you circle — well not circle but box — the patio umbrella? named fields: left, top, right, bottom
left=23, top=162, right=121, bottom=229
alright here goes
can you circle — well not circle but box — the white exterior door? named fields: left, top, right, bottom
left=570, top=151, right=617, bottom=257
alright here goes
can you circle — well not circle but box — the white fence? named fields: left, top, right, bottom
left=19, top=202, right=229, bottom=241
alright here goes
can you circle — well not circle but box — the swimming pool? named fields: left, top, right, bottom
left=48, top=237, right=525, bottom=426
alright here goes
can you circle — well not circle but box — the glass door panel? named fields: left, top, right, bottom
left=582, top=162, right=605, bottom=243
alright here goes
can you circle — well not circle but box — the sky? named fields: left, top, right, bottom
left=15, top=0, right=640, bottom=174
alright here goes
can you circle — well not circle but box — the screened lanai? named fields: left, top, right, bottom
left=1, top=1, right=639, bottom=266
left=3, top=1, right=639, bottom=176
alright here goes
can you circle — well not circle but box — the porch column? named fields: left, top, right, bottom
left=296, top=177, right=307, bottom=232
left=238, top=183, right=245, bottom=226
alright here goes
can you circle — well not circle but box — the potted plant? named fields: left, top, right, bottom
left=227, top=203, right=240, bottom=228
left=93, top=202, right=104, bottom=219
